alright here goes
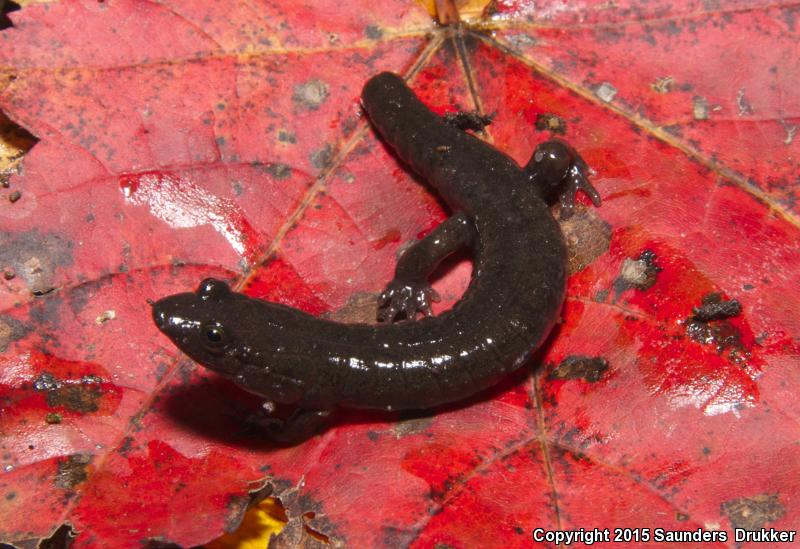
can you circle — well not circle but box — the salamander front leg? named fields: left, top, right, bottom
left=256, top=406, right=333, bottom=444
left=378, top=212, right=476, bottom=323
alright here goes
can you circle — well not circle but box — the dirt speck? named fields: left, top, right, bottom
left=721, top=494, right=784, bottom=531
left=55, top=454, right=92, bottom=490
left=549, top=355, right=609, bottom=383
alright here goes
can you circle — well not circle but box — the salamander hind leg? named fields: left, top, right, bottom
left=524, top=139, right=602, bottom=219
left=378, top=212, right=476, bottom=323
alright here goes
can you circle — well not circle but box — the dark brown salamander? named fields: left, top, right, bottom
left=152, top=72, right=601, bottom=438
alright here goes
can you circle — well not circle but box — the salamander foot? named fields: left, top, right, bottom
left=377, top=279, right=440, bottom=323
left=251, top=406, right=333, bottom=444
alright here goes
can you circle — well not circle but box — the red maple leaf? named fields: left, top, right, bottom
left=0, top=1, right=798, bottom=547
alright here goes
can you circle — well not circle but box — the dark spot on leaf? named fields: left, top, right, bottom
left=265, top=163, right=292, bottom=179
left=559, top=210, right=612, bottom=274
left=381, top=525, right=420, bottom=548
left=55, top=454, right=92, bottom=489
left=4, top=491, right=15, bottom=501
left=364, top=24, right=383, bottom=39
left=691, top=292, right=742, bottom=321
left=662, top=124, right=683, bottom=137
left=277, top=129, right=297, bottom=143
left=549, top=356, right=609, bottom=383
left=0, top=315, right=29, bottom=351
left=613, top=249, right=661, bottom=299
left=292, top=79, right=330, bottom=111
left=0, top=229, right=74, bottom=297
left=366, top=430, right=379, bottom=442
left=721, top=494, right=784, bottom=531
left=535, top=113, right=567, bottom=134
left=34, top=371, right=105, bottom=413
left=310, top=143, right=333, bottom=170
left=686, top=293, right=748, bottom=364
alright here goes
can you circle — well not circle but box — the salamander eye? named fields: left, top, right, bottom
left=201, top=321, right=228, bottom=351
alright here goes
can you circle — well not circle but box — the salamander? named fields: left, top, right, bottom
left=152, top=72, right=601, bottom=438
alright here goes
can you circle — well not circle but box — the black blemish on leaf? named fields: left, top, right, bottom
left=277, top=129, right=297, bottom=143
left=0, top=315, right=29, bottom=352
left=549, top=356, right=609, bottom=383
left=691, top=292, right=742, bottom=321
left=310, top=143, right=334, bottom=170
left=118, top=436, right=135, bottom=457
left=265, top=163, right=292, bottom=179
left=685, top=293, right=748, bottom=363
left=381, top=525, right=421, bottom=549
left=364, top=24, right=383, bottom=39
left=721, top=494, right=785, bottom=531
left=535, top=113, right=567, bottom=134
left=33, top=372, right=105, bottom=414
left=685, top=317, right=742, bottom=352
left=292, top=79, right=330, bottom=111
left=612, top=249, right=661, bottom=299
left=0, top=229, right=74, bottom=297
left=55, top=454, right=92, bottom=490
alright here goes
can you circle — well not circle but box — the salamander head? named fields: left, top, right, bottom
left=152, top=278, right=307, bottom=404
left=152, top=278, right=245, bottom=373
